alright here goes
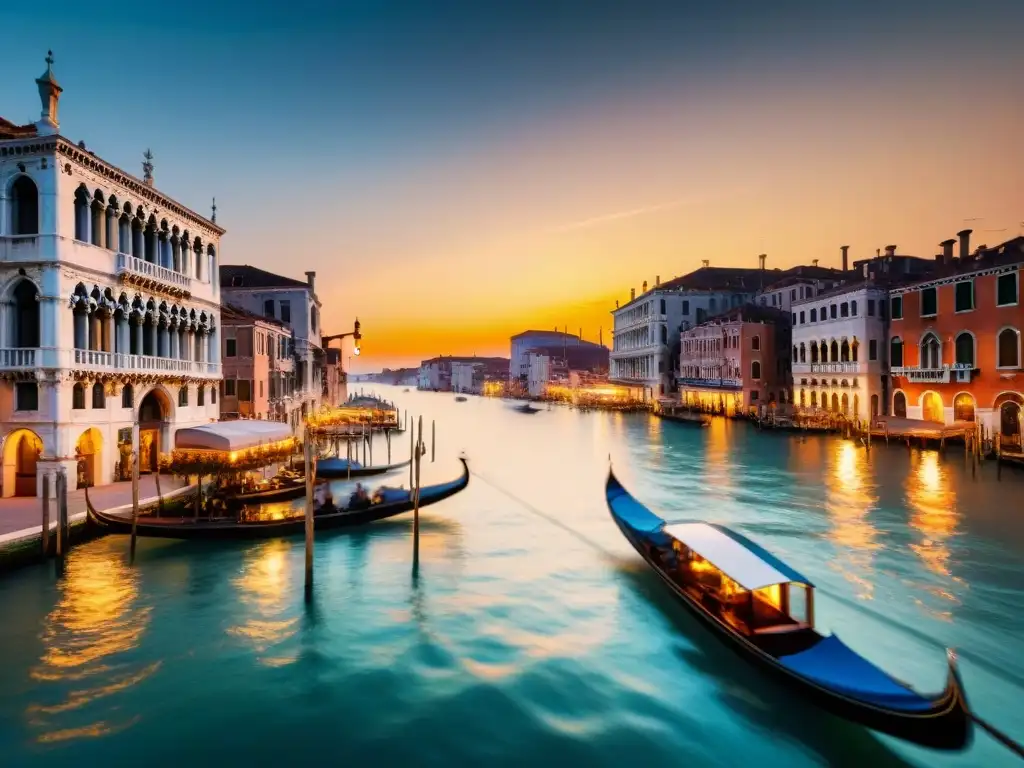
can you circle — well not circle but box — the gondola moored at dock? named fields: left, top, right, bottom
left=86, top=459, right=469, bottom=541
left=605, top=469, right=972, bottom=751
left=308, top=457, right=412, bottom=479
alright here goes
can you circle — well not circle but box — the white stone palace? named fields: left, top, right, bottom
left=0, top=53, right=223, bottom=497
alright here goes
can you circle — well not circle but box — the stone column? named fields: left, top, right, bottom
left=147, top=320, right=158, bottom=357
left=169, top=324, right=179, bottom=359
left=181, top=242, right=191, bottom=278
left=157, top=324, right=169, bottom=357
left=103, top=313, right=115, bottom=352
left=72, top=309, right=87, bottom=350
left=130, top=314, right=143, bottom=355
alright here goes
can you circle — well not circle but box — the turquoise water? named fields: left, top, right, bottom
left=1, top=383, right=1023, bottom=767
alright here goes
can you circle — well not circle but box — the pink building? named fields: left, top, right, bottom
left=677, top=305, right=790, bottom=415
left=220, top=305, right=294, bottom=421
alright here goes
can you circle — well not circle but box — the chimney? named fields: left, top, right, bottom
left=811, top=258, right=819, bottom=267
left=840, top=245, right=849, bottom=272
left=876, top=248, right=881, bottom=257
left=701, top=259, right=710, bottom=268
left=758, top=254, right=767, bottom=270
left=957, top=229, right=972, bottom=260
left=305, top=270, right=316, bottom=293
left=884, top=245, right=897, bottom=258
left=630, top=288, right=635, bottom=301
left=642, top=280, right=648, bottom=293
left=939, top=238, right=956, bottom=264
left=655, top=275, right=660, bottom=287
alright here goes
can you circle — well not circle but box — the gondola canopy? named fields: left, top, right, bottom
left=175, top=421, right=292, bottom=452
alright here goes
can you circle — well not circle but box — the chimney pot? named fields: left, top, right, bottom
left=305, top=270, right=316, bottom=293
left=811, top=258, right=819, bottom=267
left=630, top=288, right=636, bottom=300
left=655, top=275, right=660, bottom=286
left=939, top=238, right=956, bottom=264
left=840, top=245, right=849, bottom=272
left=642, top=280, right=648, bottom=293
left=758, top=254, right=767, bottom=270
left=957, top=229, right=972, bottom=260
left=884, top=245, right=897, bottom=258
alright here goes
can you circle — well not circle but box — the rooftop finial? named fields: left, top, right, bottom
left=142, top=149, right=154, bottom=185
left=46, top=50, right=54, bottom=69
left=211, top=197, right=217, bottom=223
left=35, top=49, right=62, bottom=135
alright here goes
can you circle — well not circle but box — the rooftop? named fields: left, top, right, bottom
left=0, top=117, right=37, bottom=140
left=220, top=303, right=291, bottom=331
left=891, top=235, right=1024, bottom=292
left=220, top=265, right=311, bottom=290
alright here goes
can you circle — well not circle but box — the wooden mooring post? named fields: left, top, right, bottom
left=409, top=426, right=414, bottom=488
left=304, top=435, right=316, bottom=596
left=413, top=415, right=423, bottom=564
left=41, top=474, right=50, bottom=557
left=431, top=419, right=436, bottom=463
left=129, top=422, right=141, bottom=564
left=996, top=433, right=1002, bottom=481
left=54, top=470, right=66, bottom=562
left=386, top=429, right=392, bottom=464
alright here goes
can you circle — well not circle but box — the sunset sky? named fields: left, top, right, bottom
left=3, top=1, right=1022, bottom=371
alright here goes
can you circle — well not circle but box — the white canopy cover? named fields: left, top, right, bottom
left=174, top=421, right=293, bottom=452
left=661, top=522, right=811, bottom=591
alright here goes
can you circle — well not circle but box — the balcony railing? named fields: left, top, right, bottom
left=890, top=364, right=974, bottom=384
left=0, top=347, right=220, bottom=376
left=116, top=252, right=192, bottom=290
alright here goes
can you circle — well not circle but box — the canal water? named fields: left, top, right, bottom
left=1, top=383, right=1022, bottom=767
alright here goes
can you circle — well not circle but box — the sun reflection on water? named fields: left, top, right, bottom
left=905, top=451, right=965, bottom=618
left=824, top=441, right=879, bottom=599
left=227, top=539, right=299, bottom=667
left=28, top=544, right=157, bottom=743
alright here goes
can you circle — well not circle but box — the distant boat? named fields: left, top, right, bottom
left=455, top=395, right=468, bottom=402
left=512, top=402, right=541, bottom=414
left=403, top=388, right=411, bottom=392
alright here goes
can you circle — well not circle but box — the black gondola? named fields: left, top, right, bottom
left=512, top=402, right=540, bottom=414
left=298, top=457, right=412, bottom=479
left=605, top=469, right=972, bottom=751
left=85, top=459, right=469, bottom=541
left=222, top=475, right=327, bottom=508
left=658, top=411, right=711, bottom=427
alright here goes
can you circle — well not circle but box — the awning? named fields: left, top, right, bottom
left=661, top=522, right=813, bottom=590
left=174, top=421, right=293, bottom=452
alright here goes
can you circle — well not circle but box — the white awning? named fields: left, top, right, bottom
left=174, top=421, right=293, bottom=452
left=661, top=522, right=812, bottom=591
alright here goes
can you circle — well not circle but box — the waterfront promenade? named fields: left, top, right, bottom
left=0, top=474, right=188, bottom=540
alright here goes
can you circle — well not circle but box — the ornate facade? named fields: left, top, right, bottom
left=0, top=54, right=223, bottom=496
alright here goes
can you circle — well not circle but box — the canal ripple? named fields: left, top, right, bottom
left=0, top=384, right=1022, bottom=766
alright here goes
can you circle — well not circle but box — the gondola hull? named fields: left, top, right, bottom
left=86, top=459, right=469, bottom=541
left=295, top=457, right=413, bottom=479
left=606, top=471, right=972, bottom=751
left=223, top=478, right=326, bottom=508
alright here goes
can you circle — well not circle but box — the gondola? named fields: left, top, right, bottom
left=455, top=395, right=468, bottom=402
left=605, top=469, right=972, bottom=751
left=310, top=456, right=412, bottom=479
left=659, top=411, right=711, bottom=427
left=512, top=402, right=540, bottom=414
left=85, top=458, right=469, bottom=541
left=222, top=475, right=327, bottom=508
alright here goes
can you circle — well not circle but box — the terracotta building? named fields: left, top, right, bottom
left=678, top=305, right=790, bottom=415
left=220, top=304, right=293, bottom=421
left=888, top=231, right=1024, bottom=447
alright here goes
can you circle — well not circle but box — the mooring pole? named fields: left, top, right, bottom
left=409, top=426, right=414, bottom=488
left=431, top=419, right=436, bottom=463
left=387, top=429, right=392, bottom=464
left=41, top=474, right=51, bottom=557
left=130, top=422, right=141, bottom=564
left=413, top=415, right=423, bottom=563
left=54, top=470, right=65, bottom=560
left=369, top=427, right=373, bottom=467
left=304, top=435, right=315, bottom=597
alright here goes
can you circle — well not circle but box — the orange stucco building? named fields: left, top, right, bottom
left=888, top=232, right=1024, bottom=447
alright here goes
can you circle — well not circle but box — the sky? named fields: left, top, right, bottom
left=2, top=0, right=1022, bottom=371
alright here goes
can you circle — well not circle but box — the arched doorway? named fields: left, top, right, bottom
left=922, top=392, right=943, bottom=423
left=953, top=393, right=976, bottom=422
left=2, top=429, right=43, bottom=497
left=831, top=393, right=839, bottom=412
left=997, top=394, right=1023, bottom=451
left=75, top=428, right=103, bottom=489
left=841, top=393, right=849, bottom=416
left=138, top=389, right=170, bottom=473
left=893, top=391, right=907, bottom=418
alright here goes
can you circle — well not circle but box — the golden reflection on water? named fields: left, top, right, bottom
left=28, top=545, right=157, bottom=742
left=905, top=451, right=964, bottom=617
left=824, top=441, right=880, bottom=599
left=704, top=418, right=732, bottom=493
left=227, top=539, right=299, bottom=667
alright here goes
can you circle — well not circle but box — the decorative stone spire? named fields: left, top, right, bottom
left=35, top=50, right=63, bottom=136
left=211, top=197, right=217, bottom=223
left=142, top=149, right=154, bottom=185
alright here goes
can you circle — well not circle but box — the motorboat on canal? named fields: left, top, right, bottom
left=605, top=469, right=972, bottom=751
left=85, top=459, right=470, bottom=541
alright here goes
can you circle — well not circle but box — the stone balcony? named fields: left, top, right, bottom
left=890, top=364, right=975, bottom=384
left=0, top=347, right=220, bottom=377
left=116, top=252, right=192, bottom=297
left=792, top=361, right=865, bottom=375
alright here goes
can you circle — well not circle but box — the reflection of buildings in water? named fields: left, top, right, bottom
left=28, top=545, right=157, bottom=743
left=905, top=451, right=963, bottom=616
left=825, top=441, right=880, bottom=599
left=227, top=539, right=299, bottom=667
left=703, top=418, right=732, bottom=493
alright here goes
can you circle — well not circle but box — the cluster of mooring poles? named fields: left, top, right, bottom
left=302, top=413, right=436, bottom=596
left=40, top=467, right=71, bottom=575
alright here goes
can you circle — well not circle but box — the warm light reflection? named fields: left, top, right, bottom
left=703, top=417, right=732, bottom=492
left=227, top=539, right=299, bottom=666
left=28, top=546, right=157, bottom=743
left=824, top=441, right=879, bottom=599
left=905, top=451, right=963, bottom=600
